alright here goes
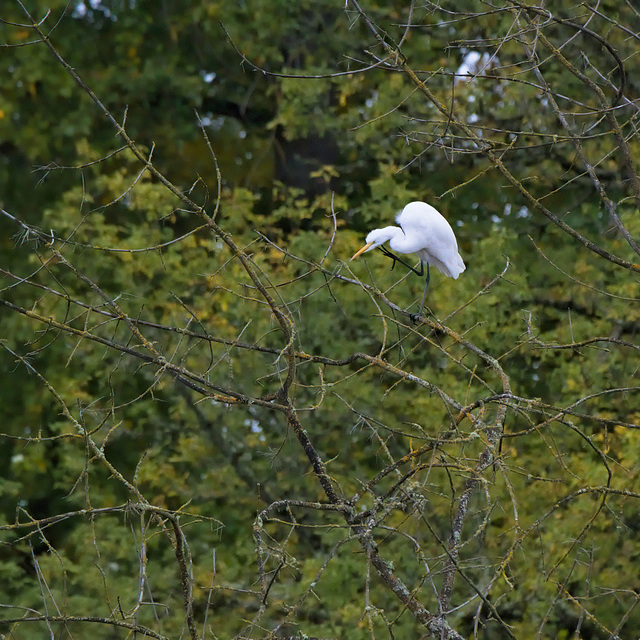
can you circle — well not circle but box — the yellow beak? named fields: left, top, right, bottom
left=350, top=242, right=374, bottom=261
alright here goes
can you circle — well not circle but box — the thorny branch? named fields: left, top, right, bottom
left=1, top=2, right=640, bottom=639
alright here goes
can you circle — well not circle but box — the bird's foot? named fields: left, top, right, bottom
left=408, top=307, right=432, bottom=324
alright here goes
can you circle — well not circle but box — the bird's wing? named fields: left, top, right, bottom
left=403, top=215, right=465, bottom=277
left=398, top=209, right=457, bottom=254
left=425, top=224, right=465, bottom=277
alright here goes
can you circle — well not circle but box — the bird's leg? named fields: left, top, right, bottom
left=378, top=246, right=424, bottom=276
left=410, top=263, right=430, bottom=323
left=378, top=245, right=402, bottom=270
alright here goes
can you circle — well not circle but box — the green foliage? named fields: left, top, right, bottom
left=2, top=2, right=640, bottom=639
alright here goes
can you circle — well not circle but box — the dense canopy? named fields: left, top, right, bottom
left=1, top=2, right=640, bottom=639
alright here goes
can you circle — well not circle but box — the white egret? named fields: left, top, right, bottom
left=351, top=201, right=465, bottom=318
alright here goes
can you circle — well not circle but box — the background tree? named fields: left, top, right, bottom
left=1, top=1, right=640, bottom=639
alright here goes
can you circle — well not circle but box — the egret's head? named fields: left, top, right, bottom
left=350, top=228, right=393, bottom=260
